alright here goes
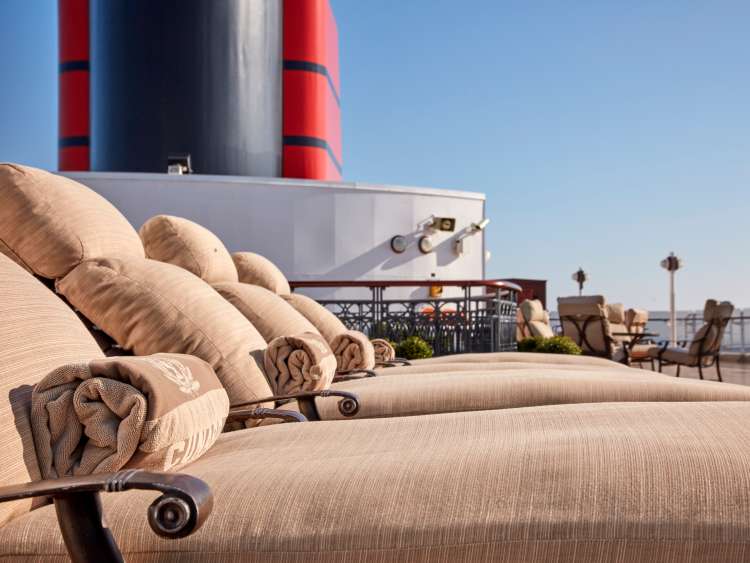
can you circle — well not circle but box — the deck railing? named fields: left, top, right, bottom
left=289, top=280, right=521, bottom=355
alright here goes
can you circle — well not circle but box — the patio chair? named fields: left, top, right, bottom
left=558, top=296, right=627, bottom=362
left=516, top=299, right=555, bottom=340
left=3, top=250, right=750, bottom=560
left=607, top=303, right=654, bottom=368
left=6, top=162, right=750, bottom=422
left=625, top=307, right=649, bottom=334
left=648, top=299, right=734, bottom=381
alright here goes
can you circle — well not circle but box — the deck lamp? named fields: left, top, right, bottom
left=660, top=252, right=683, bottom=345
left=571, top=268, right=588, bottom=296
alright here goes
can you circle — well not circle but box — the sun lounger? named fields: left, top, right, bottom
left=1, top=251, right=750, bottom=561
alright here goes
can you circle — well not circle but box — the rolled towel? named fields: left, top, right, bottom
left=264, top=332, right=337, bottom=394
left=332, top=330, right=376, bottom=372
left=371, top=338, right=396, bottom=363
left=32, top=354, right=229, bottom=479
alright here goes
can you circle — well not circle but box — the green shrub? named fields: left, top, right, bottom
left=518, top=335, right=582, bottom=355
left=538, top=336, right=582, bottom=355
left=517, top=336, right=545, bottom=352
left=395, top=336, right=434, bottom=360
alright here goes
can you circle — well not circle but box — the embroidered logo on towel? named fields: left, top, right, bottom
left=144, top=357, right=200, bottom=395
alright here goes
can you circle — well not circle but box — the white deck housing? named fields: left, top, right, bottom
left=64, top=172, right=487, bottom=300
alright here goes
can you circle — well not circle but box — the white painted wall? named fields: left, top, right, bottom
left=65, top=172, right=487, bottom=300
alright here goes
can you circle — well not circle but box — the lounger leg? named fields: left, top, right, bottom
left=657, top=359, right=663, bottom=373
left=650, top=359, right=655, bottom=371
left=675, top=365, right=680, bottom=378
left=716, top=356, right=722, bottom=383
left=697, top=364, right=703, bottom=379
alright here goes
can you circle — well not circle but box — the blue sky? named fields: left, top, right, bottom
left=1, top=1, right=748, bottom=309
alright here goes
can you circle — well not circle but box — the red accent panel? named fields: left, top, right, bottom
left=59, top=71, right=89, bottom=139
left=283, top=71, right=341, bottom=162
left=283, top=0, right=342, bottom=180
left=59, top=0, right=89, bottom=171
left=283, top=146, right=341, bottom=181
left=59, top=147, right=90, bottom=171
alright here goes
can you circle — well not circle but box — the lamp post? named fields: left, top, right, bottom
left=571, top=268, right=588, bottom=296
left=660, top=252, right=683, bottom=345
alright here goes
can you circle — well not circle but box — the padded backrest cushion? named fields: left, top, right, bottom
left=625, top=308, right=648, bottom=333
left=520, top=299, right=545, bottom=322
left=0, top=254, right=104, bottom=525
left=520, top=300, right=554, bottom=338
left=282, top=293, right=349, bottom=343
left=0, top=163, right=144, bottom=279
left=140, top=215, right=238, bottom=284
left=57, top=258, right=272, bottom=406
left=214, top=282, right=322, bottom=343
left=233, top=252, right=291, bottom=295
left=605, top=303, right=625, bottom=324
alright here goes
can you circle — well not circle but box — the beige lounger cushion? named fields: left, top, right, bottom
left=233, top=251, right=291, bottom=294
left=407, top=351, right=628, bottom=367
left=213, top=282, right=320, bottom=342
left=0, top=164, right=144, bottom=279
left=57, top=257, right=272, bottom=407
left=4, top=402, right=750, bottom=561
left=0, top=254, right=105, bottom=526
left=32, top=354, right=228, bottom=478
left=140, top=215, right=238, bottom=284
left=317, top=366, right=750, bottom=420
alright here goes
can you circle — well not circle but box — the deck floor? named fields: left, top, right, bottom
left=631, top=361, right=750, bottom=386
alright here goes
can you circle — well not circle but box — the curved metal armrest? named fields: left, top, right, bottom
left=230, top=389, right=360, bottom=421
left=0, top=470, right=212, bottom=562
left=333, top=369, right=377, bottom=382
left=227, top=406, right=307, bottom=423
left=375, top=358, right=412, bottom=368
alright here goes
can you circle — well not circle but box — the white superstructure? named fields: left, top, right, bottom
left=65, top=172, right=488, bottom=300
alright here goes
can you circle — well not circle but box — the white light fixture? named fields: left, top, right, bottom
left=390, top=235, right=407, bottom=254
left=418, top=236, right=433, bottom=254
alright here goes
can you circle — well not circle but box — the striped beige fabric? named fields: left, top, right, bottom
left=0, top=255, right=104, bottom=526
left=264, top=333, right=337, bottom=395
left=140, top=215, right=238, bottom=284
left=213, top=282, right=320, bottom=342
left=32, top=354, right=228, bottom=478
left=316, top=365, right=750, bottom=420
left=282, top=293, right=349, bottom=342
left=0, top=164, right=144, bottom=279
left=375, top=360, right=636, bottom=377
left=407, top=351, right=628, bottom=367
left=233, top=251, right=291, bottom=295
left=371, top=338, right=396, bottom=363
left=3, top=402, right=750, bottom=561
left=332, top=331, right=376, bottom=371
left=57, top=257, right=272, bottom=407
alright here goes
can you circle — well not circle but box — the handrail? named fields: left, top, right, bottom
left=289, top=279, right=522, bottom=292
